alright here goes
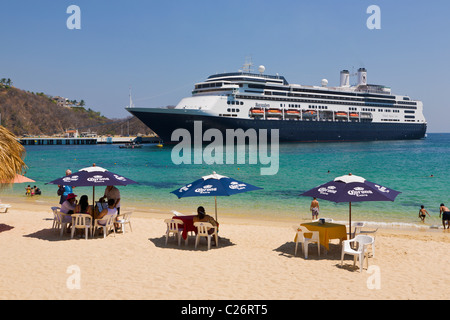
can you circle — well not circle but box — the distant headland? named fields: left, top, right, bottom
left=0, top=79, right=158, bottom=137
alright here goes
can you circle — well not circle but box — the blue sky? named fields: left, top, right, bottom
left=1, top=0, right=449, bottom=132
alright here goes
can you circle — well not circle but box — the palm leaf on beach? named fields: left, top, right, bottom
left=0, top=126, right=27, bottom=189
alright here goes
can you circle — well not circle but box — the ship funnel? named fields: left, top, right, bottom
left=340, top=70, right=350, bottom=87
left=357, top=68, right=367, bottom=86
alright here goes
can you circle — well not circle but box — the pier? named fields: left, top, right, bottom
left=20, top=136, right=161, bottom=146
left=20, top=137, right=97, bottom=145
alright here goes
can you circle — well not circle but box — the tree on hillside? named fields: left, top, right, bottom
left=80, top=99, right=85, bottom=107
left=1, top=78, right=13, bottom=88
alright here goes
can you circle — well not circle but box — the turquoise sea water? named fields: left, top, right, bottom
left=4, top=133, right=450, bottom=226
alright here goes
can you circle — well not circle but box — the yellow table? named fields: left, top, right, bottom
left=295, top=222, right=347, bottom=251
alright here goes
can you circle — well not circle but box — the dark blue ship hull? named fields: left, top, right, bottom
left=128, top=110, right=427, bottom=144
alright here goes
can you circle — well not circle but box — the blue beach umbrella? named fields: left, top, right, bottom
left=47, top=165, right=138, bottom=207
left=171, top=171, right=263, bottom=221
left=300, top=173, right=401, bottom=232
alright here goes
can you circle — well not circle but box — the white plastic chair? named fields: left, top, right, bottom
left=293, top=226, right=320, bottom=259
left=93, top=214, right=117, bottom=238
left=312, top=218, right=334, bottom=223
left=164, top=219, right=185, bottom=246
left=341, top=235, right=374, bottom=272
left=56, top=211, right=72, bottom=237
left=348, top=222, right=365, bottom=239
left=116, top=211, right=132, bottom=234
left=194, top=222, right=218, bottom=250
left=71, top=214, right=93, bottom=240
left=51, top=207, right=61, bottom=229
left=356, top=234, right=376, bottom=259
left=171, top=210, right=186, bottom=216
left=360, top=228, right=377, bottom=257
left=0, top=204, right=11, bottom=213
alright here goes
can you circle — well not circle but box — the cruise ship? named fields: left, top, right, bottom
left=126, top=65, right=427, bottom=143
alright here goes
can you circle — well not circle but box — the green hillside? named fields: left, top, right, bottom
left=0, top=85, right=155, bottom=137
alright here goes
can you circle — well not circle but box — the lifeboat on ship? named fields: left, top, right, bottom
left=302, top=110, right=317, bottom=118
left=265, top=108, right=283, bottom=119
left=349, top=112, right=359, bottom=119
left=284, top=109, right=301, bottom=119
left=249, top=107, right=265, bottom=118
left=335, top=111, right=348, bottom=118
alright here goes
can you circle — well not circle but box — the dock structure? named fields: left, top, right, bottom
left=20, top=137, right=97, bottom=145
left=97, top=136, right=136, bottom=144
left=20, top=136, right=161, bottom=146
left=96, top=136, right=161, bottom=144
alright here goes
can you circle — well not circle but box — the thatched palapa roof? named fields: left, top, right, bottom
left=0, top=126, right=27, bottom=188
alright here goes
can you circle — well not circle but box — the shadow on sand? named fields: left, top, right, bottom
left=273, top=241, right=344, bottom=261
left=0, top=224, right=14, bottom=233
left=273, top=240, right=370, bottom=272
left=149, top=234, right=236, bottom=251
left=24, top=228, right=74, bottom=242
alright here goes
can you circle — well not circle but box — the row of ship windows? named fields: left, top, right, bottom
left=226, top=99, right=418, bottom=114
left=233, top=95, right=418, bottom=110
left=196, top=89, right=419, bottom=110
left=195, top=86, right=418, bottom=106
left=196, top=82, right=223, bottom=89
left=246, top=84, right=409, bottom=103
left=220, top=115, right=419, bottom=123
left=226, top=100, right=405, bottom=112
left=263, top=90, right=418, bottom=106
left=284, top=104, right=329, bottom=109
left=227, top=100, right=244, bottom=105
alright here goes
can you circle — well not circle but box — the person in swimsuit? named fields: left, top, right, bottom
left=439, top=203, right=450, bottom=229
left=310, top=197, right=320, bottom=220
left=418, top=205, right=430, bottom=223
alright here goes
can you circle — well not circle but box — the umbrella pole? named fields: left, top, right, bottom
left=214, top=196, right=218, bottom=222
left=349, top=202, right=352, bottom=239
left=93, top=186, right=95, bottom=217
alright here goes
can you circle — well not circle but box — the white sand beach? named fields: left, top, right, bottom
left=0, top=197, right=449, bottom=300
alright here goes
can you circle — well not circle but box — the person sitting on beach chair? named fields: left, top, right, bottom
left=97, top=199, right=119, bottom=231
left=61, top=193, right=77, bottom=214
left=193, top=206, right=219, bottom=234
